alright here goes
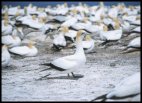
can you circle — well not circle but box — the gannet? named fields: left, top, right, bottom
left=51, top=27, right=68, bottom=51
left=99, top=23, right=122, bottom=46
left=2, top=29, right=21, bottom=48
left=91, top=72, right=140, bottom=102
left=2, top=18, right=13, bottom=36
left=40, top=30, right=86, bottom=78
left=60, top=26, right=77, bottom=44
left=108, top=6, right=118, bottom=18
left=2, top=45, right=11, bottom=67
left=82, top=35, right=96, bottom=53
left=9, top=41, right=38, bottom=57
left=121, top=37, right=140, bottom=53
left=130, top=26, right=140, bottom=33
left=61, top=17, right=78, bottom=27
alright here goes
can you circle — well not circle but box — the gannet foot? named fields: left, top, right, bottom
left=71, top=72, right=84, bottom=79
left=35, top=74, right=51, bottom=81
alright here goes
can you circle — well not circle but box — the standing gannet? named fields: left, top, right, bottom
left=2, top=18, right=13, bottom=36
left=2, top=28, right=21, bottom=47
left=52, top=27, right=67, bottom=51
left=59, top=26, right=77, bottom=44
left=2, top=45, right=11, bottom=67
left=82, top=35, right=96, bottom=53
left=40, top=30, right=86, bottom=79
left=91, top=72, right=140, bottom=102
left=9, top=41, right=38, bottom=57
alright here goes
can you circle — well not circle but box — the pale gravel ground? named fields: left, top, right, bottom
left=2, top=32, right=140, bottom=101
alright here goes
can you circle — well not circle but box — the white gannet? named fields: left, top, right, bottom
left=82, top=35, right=96, bottom=53
left=40, top=30, right=86, bottom=79
left=2, top=45, right=11, bottom=67
left=130, top=26, right=140, bottom=33
left=108, top=5, right=118, bottom=18
left=91, top=72, right=140, bottom=101
left=2, top=18, right=13, bottom=36
left=52, top=27, right=67, bottom=51
left=99, top=23, right=122, bottom=46
left=53, top=15, right=67, bottom=23
left=60, top=26, right=77, bottom=44
left=9, top=41, right=38, bottom=57
left=127, top=37, right=141, bottom=48
left=2, top=29, right=21, bottom=48
left=121, top=37, right=140, bottom=53
left=61, top=17, right=78, bottom=27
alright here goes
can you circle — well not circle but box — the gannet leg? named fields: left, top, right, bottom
left=99, top=41, right=109, bottom=46
left=68, top=73, right=70, bottom=77
left=71, top=72, right=76, bottom=78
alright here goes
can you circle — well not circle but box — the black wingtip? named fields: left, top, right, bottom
left=40, top=63, right=51, bottom=66
left=91, top=94, right=107, bottom=102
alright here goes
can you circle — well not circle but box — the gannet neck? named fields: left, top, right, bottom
left=2, top=45, right=8, bottom=51
left=75, top=38, right=84, bottom=55
left=4, top=20, right=8, bottom=26
left=28, top=41, right=34, bottom=48
left=75, top=31, right=85, bottom=55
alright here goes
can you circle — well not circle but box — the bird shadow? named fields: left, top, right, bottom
left=35, top=74, right=84, bottom=81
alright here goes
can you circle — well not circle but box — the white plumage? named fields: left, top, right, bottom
left=127, top=37, right=140, bottom=48
left=61, top=17, right=78, bottom=27
left=2, top=45, right=11, bottom=67
left=2, top=29, right=21, bottom=48
left=92, top=72, right=140, bottom=101
left=2, top=20, right=13, bottom=36
left=9, top=41, right=38, bottom=57
left=100, top=29, right=123, bottom=41
left=41, top=30, right=86, bottom=77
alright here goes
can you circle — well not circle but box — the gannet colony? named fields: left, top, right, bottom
left=2, top=2, right=140, bottom=101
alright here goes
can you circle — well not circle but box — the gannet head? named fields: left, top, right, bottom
left=24, top=7, right=27, bottom=15
left=71, top=9, right=77, bottom=15
left=29, top=3, right=33, bottom=8
left=32, top=15, right=36, bottom=20
left=2, top=45, right=8, bottom=50
left=129, top=6, right=134, bottom=11
left=64, top=2, right=68, bottom=7
left=103, top=25, right=108, bottom=31
left=111, top=5, right=115, bottom=8
left=17, top=5, right=21, bottom=9
left=124, top=13, right=128, bottom=16
left=38, top=17, right=46, bottom=23
left=4, top=11, right=8, bottom=18
left=59, top=26, right=69, bottom=33
left=100, top=15, right=104, bottom=20
left=99, top=2, right=104, bottom=7
left=12, top=35, right=17, bottom=40
left=136, top=16, right=140, bottom=20
left=85, top=35, right=92, bottom=41
left=15, top=11, right=20, bottom=16
left=114, top=21, right=120, bottom=30
left=83, top=17, right=88, bottom=23
left=76, top=30, right=86, bottom=41
left=28, top=40, right=35, bottom=48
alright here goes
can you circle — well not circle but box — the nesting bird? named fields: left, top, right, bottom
left=121, top=37, right=140, bottom=53
left=91, top=72, right=140, bottom=102
left=2, top=29, right=21, bottom=48
left=2, top=45, right=11, bottom=67
left=9, top=41, right=38, bottom=57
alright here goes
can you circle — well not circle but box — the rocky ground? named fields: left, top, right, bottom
left=2, top=32, right=140, bottom=101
